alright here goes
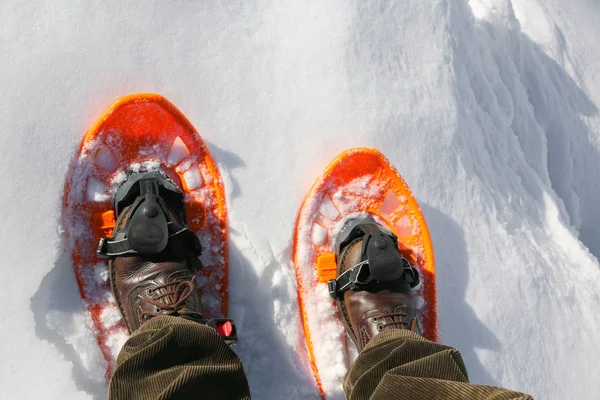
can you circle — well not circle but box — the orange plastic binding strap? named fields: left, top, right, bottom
left=92, top=210, right=115, bottom=240
left=316, top=253, right=337, bottom=283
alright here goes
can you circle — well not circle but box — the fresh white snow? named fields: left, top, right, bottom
left=2, top=0, right=600, bottom=398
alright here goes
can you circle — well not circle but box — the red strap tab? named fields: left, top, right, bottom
left=216, top=321, right=233, bottom=337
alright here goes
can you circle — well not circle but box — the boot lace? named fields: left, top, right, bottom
left=376, top=310, right=411, bottom=330
left=141, top=280, right=201, bottom=319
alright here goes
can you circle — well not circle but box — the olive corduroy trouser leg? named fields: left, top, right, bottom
left=344, top=329, right=533, bottom=400
left=108, top=316, right=532, bottom=399
left=108, top=315, right=250, bottom=400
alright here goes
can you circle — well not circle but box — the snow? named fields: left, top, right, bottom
left=319, top=195, right=340, bottom=221
left=2, top=0, right=600, bottom=399
left=94, top=146, right=119, bottom=173
left=311, top=224, right=327, bottom=245
left=167, top=136, right=190, bottom=166
left=85, top=177, right=109, bottom=202
left=380, top=190, right=402, bottom=216
left=183, top=166, right=203, bottom=190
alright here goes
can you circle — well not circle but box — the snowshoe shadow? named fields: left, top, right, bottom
left=228, top=233, right=319, bottom=399
left=208, top=142, right=245, bottom=199
left=420, top=203, right=502, bottom=386
left=31, top=243, right=109, bottom=400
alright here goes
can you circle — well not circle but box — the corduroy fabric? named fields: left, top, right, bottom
left=344, top=329, right=533, bottom=400
left=108, top=317, right=532, bottom=400
left=108, top=315, right=250, bottom=400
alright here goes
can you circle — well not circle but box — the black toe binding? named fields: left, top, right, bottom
left=97, top=171, right=202, bottom=261
left=329, top=217, right=420, bottom=299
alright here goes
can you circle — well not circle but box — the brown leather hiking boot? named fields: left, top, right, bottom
left=102, top=172, right=207, bottom=334
left=108, top=206, right=205, bottom=333
left=330, top=217, right=420, bottom=351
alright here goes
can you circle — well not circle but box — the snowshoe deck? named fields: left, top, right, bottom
left=62, top=93, right=228, bottom=379
left=292, top=148, right=437, bottom=398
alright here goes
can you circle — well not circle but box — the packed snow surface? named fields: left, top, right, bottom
left=2, top=0, right=600, bottom=398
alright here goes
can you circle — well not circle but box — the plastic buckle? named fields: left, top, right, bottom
left=206, top=318, right=238, bottom=346
left=327, top=279, right=337, bottom=298
left=349, top=261, right=374, bottom=287
left=402, top=259, right=420, bottom=288
left=96, top=238, right=110, bottom=259
left=328, top=260, right=373, bottom=298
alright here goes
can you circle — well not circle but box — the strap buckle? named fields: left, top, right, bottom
left=327, top=260, right=374, bottom=298
left=206, top=318, right=238, bottom=346
left=327, top=279, right=337, bottom=297
left=96, top=237, right=110, bottom=259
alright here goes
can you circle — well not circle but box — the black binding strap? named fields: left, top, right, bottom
left=328, top=218, right=420, bottom=299
left=97, top=227, right=202, bottom=258
left=97, top=172, right=202, bottom=260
